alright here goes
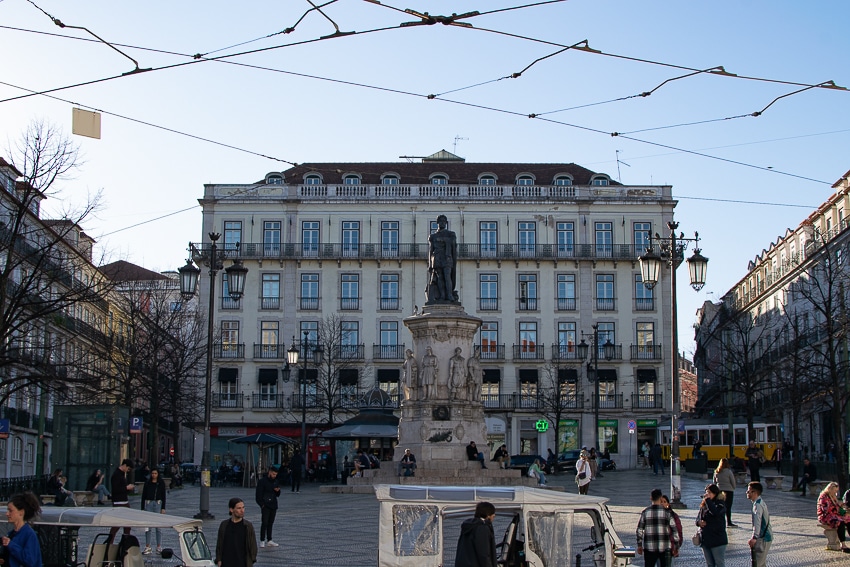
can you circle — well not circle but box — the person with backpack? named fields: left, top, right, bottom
left=140, top=468, right=167, bottom=554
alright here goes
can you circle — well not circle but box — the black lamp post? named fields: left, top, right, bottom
left=178, top=232, right=248, bottom=520
left=639, top=221, right=708, bottom=508
left=286, top=332, right=323, bottom=453
left=577, top=326, right=614, bottom=451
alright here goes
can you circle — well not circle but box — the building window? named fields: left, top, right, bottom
left=302, top=221, right=320, bottom=257
left=634, top=274, right=654, bottom=311
left=595, top=222, right=612, bottom=258
left=379, top=322, right=399, bottom=359
left=0, top=438, right=5, bottom=460
left=340, top=274, right=360, bottom=310
left=557, top=322, right=577, bottom=358
left=263, top=221, right=281, bottom=256
left=591, top=176, right=610, bottom=186
left=342, top=221, right=360, bottom=257
left=223, top=221, right=242, bottom=251
left=305, top=174, right=322, bottom=185
left=479, top=222, right=498, bottom=257
left=219, top=379, right=239, bottom=408
left=557, top=274, right=576, bottom=310
left=518, top=221, right=536, bottom=256
left=381, top=221, right=399, bottom=257
left=300, top=321, right=318, bottom=345
left=516, top=175, right=534, bottom=186
left=519, top=370, right=538, bottom=405
left=25, top=442, right=33, bottom=463
left=261, top=321, right=279, bottom=357
left=479, top=175, right=496, bottom=185
left=596, top=274, right=615, bottom=311
left=635, top=322, right=655, bottom=358
left=300, top=273, right=319, bottom=310
left=220, top=321, right=240, bottom=358
left=343, top=174, right=361, bottom=185
left=380, top=273, right=399, bottom=310
left=378, top=369, right=399, bottom=399
left=261, top=273, right=280, bottom=310
left=382, top=175, right=399, bottom=185
left=266, top=175, right=282, bottom=185
left=482, top=379, right=500, bottom=407
left=479, top=274, right=499, bottom=311
left=260, top=379, right=278, bottom=403
left=12, top=437, right=22, bottom=461
left=479, top=322, right=499, bottom=359
left=556, top=222, right=574, bottom=257
left=431, top=175, right=448, bottom=185
left=597, top=323, right=615, bottom=358
left=553, top=176, right=573, bottom=186
left=518, top=274, right=538, bottom=311
left=340, top=321, right=360, bottom=358
left=519, top=322, right=537, bottom=356
left=633, top=222, right=651, bottom=253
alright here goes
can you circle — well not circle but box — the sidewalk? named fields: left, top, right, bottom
left=123, top=468, right=839, bottom=566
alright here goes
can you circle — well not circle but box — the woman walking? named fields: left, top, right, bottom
left=817, top=482, right=850, bottom=552
left=713, top=458, right=737, bottom=527
left=2, top=492, right=43, bottom=567
left=140, top=468, right=167, bottom=554
left=575, top=450, right=592, bottom=495
left=696, top=484, right=728, bottom=567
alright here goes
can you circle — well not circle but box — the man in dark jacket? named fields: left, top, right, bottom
left=254, top=467, right=281, bottom=548
left=109, top=459, right=135, bottom=542
left=798, top=458, right=817, bottom=496
left=455, top=501, right=497, bottom=567
left=289, top=450, right=304, bottom=493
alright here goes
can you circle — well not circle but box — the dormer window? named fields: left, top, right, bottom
left=382, top=175, right=400, bottom=185
left=479, top=175, right=496, bottom=186
left=343, top=175, right=361, bottom=185
left=305, top=174, right=322, bottom=185
left=431, top=175, right=448, bottom=185
left=591, top=176, right=610, bottom=186
left=553, top=176, right=573, bottom=186
left=267, top=175, right=283, bottom=185
left=516, top=175, right=534, bottom=186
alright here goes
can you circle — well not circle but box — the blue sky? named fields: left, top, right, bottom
left=1, top=0, right=848, bottom=352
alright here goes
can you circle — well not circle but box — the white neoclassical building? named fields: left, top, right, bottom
left=195, top=150, right=679, bottom=469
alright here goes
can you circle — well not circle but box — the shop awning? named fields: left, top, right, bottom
left=339, top=369, right=359, bottom=385
left=483, top=369, right=501, bottom=383
left=558, top=368, right=578, bottom=382
left=519, top=369, right=538, bottom=383
left=596, top=369, right=617, bottom=381
left=258, top=369, right=278, bottom=384
left=218, top=368, right=238, bottom=382
left=636, top=369, right=657, bottom=382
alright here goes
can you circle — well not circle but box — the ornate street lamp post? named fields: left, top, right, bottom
left=286, top=332, right=323, bottom=453
left=639, top=221, right=708, bottom=508
left=577, top=326, right=614, bottom=451
left=178, top=232, right=248, bottom=520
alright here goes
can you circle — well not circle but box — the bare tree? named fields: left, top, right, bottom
left=536, top=364, right=580, bottom=466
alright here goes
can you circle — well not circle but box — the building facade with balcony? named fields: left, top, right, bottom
left=694, top=168, right=850, bottom=463
left=196, top=150, right=679, bottom=466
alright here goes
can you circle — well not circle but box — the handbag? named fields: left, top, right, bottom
left=578, top=472, right=587, bottom=480
left=691, top=531, right=701, bottom=546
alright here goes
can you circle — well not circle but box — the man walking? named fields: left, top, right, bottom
left=455, top=501, right=497, bottom=567
left=636, top=488, right=679, bottom=567
left=649, top=443, right=663, bottom=476
left=747, top=482, right=772, bottom=567
left=254, top=467, right=281, bottom=548
left=745, top=441, right=762, bottom=482
left=289, top=450, right=304, bottom=494
left=108, top=459, right=135, bottom=543
left=215, top=498, right=258, bottom=567
left=798, top=458, right=817, bottom=496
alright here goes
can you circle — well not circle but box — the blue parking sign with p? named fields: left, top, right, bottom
left=0, top=418, right=9, bottom=439
left=130, top=416, right=143, bottom=433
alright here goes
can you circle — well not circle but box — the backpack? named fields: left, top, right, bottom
left=368, top=454, right=381, bottom=469
left=117, top=534, right=140, bottom=562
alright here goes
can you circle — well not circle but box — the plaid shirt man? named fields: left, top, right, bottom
left=636, top=490, right=679, bottom=567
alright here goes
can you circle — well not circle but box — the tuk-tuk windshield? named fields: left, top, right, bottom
left=527, top=511, right=573, bottom=566
left=392, top=505, right=439, bottom=556
left=183, top=531, right=212, bottom=561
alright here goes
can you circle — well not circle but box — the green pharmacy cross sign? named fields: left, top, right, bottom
left=535, top=420, right=549, bottom=432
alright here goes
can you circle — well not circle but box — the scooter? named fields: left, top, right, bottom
left=600, top=459, right=617, bottom=471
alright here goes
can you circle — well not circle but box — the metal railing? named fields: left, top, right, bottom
left=212, top=393, right=242, bottom=409
left=630, top=345, right=662, bottom=360
left=597, top=393, right=624, bottom=409
left=260, top=297, right=280, bottom=310
left=556, top=298, right=576, bottom=311
left=512, top=345, right=545, bottom=360
left=551, top=344, right=584, bottom=361
left=633, top=394, right=661, bottom=409
left=253, top=344, right=287, bottom=359
left=476, top=344, right=505, bottom=360
left=372, top=344, right=405, bottom=360
left=213, top=344, right=245, bottom=359
left=251, top=393, right=287, bottom=409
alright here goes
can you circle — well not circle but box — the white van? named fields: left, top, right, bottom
left=376, top=485, right=635, bottom=567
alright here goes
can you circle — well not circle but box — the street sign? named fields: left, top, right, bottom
left=535, top=419, right=549, bottom=432
left=627, top=420, right=637, bottom=431
left=130, top=416, right=143, bottom=433
left=0, top=418, right=8, bottom=439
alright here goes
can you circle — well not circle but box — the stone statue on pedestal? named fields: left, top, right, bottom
left=420, top=346, right=438, bottom=399
left=402, top=348, right=419, bottom=401
left=425, top=214, right=458, bottom=305
left=449, top=347, right=467, bottom=401
left=466, top=349, right=483, bottom=402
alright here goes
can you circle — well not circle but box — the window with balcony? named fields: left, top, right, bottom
left=218, top=368, right=239, bottom=408
left=341, top=274, right=360, bottom=310
left=479, top=221, right=498, bottom=257
left=263, top=221, right=281, bottom=256
left=634, top=322, right=656, bottom=359
left=381, top=175, right=399, bottom=185
left=597, top=379, right=617, bottom=408
left=301, top=273, right=319, bottom=310
left=519, top=322, right=538, bottom=357
left=258, top=369, right=278, bottom=406
left=557, top=322, right=576, bottom=359
left=636, top=369, right=657, bottom=408
left=634, top=274, right=654, bottom=311
left=260, top=321, right=279, bottom=358
left=518, top=222, right=536, bottom=256
left=482, top=372, right=500, bottom=408
left=431, top=175, right=448, bottom=185
left=518, top=273, right=538, bottom=310
left=556, top=222, right=574, bottom=257
left=380, top=273, right=399, bottom=310
left=519, top=369, right=538, bottom=407
left=378, top=369, right=399, bottom=400
left=557, top=273, right=576, bottom=310
left=597, top=323, right=615, bottom=358
left=554, top=176, right=573, bottom=186
left=339, top=369, right=359, bottom=407
left=381, top=221, right=399, bottom=257
left=378, top=321, right=400, bottom=359
left=479, top=322, right=500, bottom=359
left=223, top=221, right=242, bottom=251
left=479, top=175, right=496, bottom=185
left=302, top=221, right=320, bottom=257
left=220, top=321, right=240, bottom=358
left=479, top=274, right=499, bottom=311
left=343, top=174, right=361, bottom=185
left=591, top=176, right=610, bottom=186
left=342, top=221, right=360, bottom=257
left=516, top=175, right=534, bottom=186
left=261, top=273, right=280, bottom=309
left=596, top=274, right=615, bottom=310
left=340, top=321, right=360, bottom=358
left=595, top=222, right=612, bottom=257
left=300, top=321, right=318, bottom=345
left=634, top=222, right=651, bottom=253
left=305, top=174, right=322, bottom=185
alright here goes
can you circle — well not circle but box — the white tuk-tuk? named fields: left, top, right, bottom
left=33, top=507, right=214, bottom=567
left=376, top=485, right=636, bottom=567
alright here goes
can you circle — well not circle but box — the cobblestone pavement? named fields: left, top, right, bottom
left=97, top=468, right=842, bottom=566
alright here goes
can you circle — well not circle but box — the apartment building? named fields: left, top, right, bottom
left=196, top=150, right=679, bottom=465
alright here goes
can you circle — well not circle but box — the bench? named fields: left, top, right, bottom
left=763, top=475, right=784, bottom=489
left=73, top=491, right=98, bottom=506
left=735, top=472, right=748, bottom=486
left=820, top=523, right=842, bottom=551
left=807, top=480, right=830, bottom=496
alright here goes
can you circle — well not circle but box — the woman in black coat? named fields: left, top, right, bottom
left=696, top=484, right=727, bottom=567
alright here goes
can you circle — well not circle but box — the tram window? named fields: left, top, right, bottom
left=686, top=431, right=698, bottom=445
left=767, top=426, right=779, bottom=442
left=734, top=429, right=746, bottom=445
left=722, top=429, right=730, bottom=445
left=710, top=430, right=722, bottom=445
left=756, top=429, right=765, bottom=443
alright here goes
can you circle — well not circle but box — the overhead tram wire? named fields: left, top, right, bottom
left=0, top=80, right=299, bottom=166
left=674, top=195, right=816, bottom=209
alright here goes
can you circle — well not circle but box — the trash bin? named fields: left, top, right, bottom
left=685, top=457, right=708, bottom=474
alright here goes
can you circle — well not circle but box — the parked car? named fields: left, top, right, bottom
left=557, top=449, right=582, bottom=472
left=508, top=454, right=550, bottom=476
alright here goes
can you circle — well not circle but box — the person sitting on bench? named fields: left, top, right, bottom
left=397, top=449, right=417, bottom=476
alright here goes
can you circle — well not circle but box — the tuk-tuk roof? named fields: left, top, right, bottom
left=374, top=485, right=610, bottom=507
left=35, top=507, right=203, bottom=531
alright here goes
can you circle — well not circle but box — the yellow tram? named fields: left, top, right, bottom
left=660, top=418, right=782, bottom=462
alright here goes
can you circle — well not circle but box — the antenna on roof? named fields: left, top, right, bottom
left=615, top=150, right=631, bottom=182
left=453, top=135, right=468, bottom=155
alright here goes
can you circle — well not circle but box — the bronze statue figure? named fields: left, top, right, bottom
left=425, top=214, right=458, bottom=304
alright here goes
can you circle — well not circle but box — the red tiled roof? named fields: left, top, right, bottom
left=100, top=260, right=170, bottom=282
